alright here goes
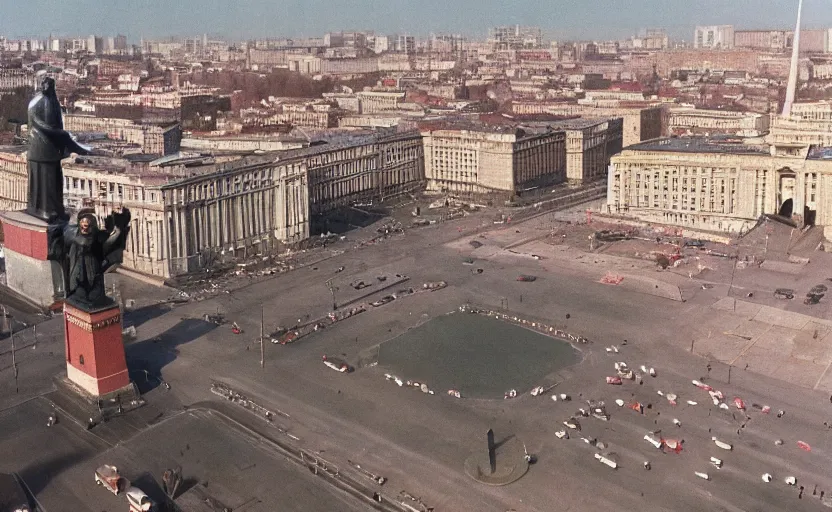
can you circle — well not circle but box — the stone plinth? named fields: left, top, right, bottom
left=63, top=300, right=131, bottom=397
left=0, top=211, right=64, bottom=308
left=464, top=435, right=529, bottom=486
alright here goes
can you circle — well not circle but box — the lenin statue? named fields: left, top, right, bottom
left=26, top=76, right=91, bottom=222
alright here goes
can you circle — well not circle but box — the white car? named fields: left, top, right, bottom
left=125, top=487, right=154, bottom=511
left=322, top=355, right=353, bottom=373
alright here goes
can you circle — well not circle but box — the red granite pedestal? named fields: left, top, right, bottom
left=0, top=211, right=64, bottom=309
left=63, top=300, right=132, bottom=397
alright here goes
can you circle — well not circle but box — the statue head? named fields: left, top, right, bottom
left=77, top=210, right=98, bottom=236
left=40, top=77, right=56, bottom=96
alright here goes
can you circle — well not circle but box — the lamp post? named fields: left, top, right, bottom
left=325, top=278, right=338, bottom=311
left=260, top=306, right=265, bottom=369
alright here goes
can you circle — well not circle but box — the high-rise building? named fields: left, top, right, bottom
left=396, top=35, right=415, bottom=54
left=693, top=25, right=734, bottom=49
left=367, top=34, right=391, bottom=54
left=490, top=25, right=543, bottom=50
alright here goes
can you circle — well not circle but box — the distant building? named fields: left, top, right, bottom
left=0, top=146, right=27, bottom=211
left=420, top=123, right=566, bottom=196
left=490, top=25, right=543, bottom=50
left=395, top=35, right=416, bottom=54
left=511, top=102, right=665, bottom=147
left=114, top=34, right=128, bottom=51
left=64, top=115, right=182, bottom=155
left=0, top=69, right=38, bottom=92
left=180, top=136, right=307, bottom=153
left=694, top=25, right=734, bottom=49
left=768, top=101, right=832, bottom=147
left=668, top=108, right=771, bottom=137
left=734, top=30, right=787, bottom=51
left=547, top=118, right=624, bottom=185
left=607, top=101, right=832, bottom=236
left=356, top=91, right=405, bottom=114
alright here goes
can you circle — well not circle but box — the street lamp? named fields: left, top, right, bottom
left=325, top=278, right=338, bottom=311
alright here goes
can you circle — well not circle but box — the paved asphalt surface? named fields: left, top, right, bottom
left=3, top=205, right=832, bottom=511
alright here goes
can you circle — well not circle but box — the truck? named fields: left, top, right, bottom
left=94, top=465, right=127, bottom=496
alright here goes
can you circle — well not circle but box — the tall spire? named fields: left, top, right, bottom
left=782, top=0, right=803, bottom=118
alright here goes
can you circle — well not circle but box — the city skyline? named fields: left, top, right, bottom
left=1, top=0, right=828, bottom=43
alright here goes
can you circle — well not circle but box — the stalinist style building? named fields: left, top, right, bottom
left=607, top=0, right=832, bottom=244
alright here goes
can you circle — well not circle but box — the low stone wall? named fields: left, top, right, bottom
left=458, top=304, right=589, bottom=344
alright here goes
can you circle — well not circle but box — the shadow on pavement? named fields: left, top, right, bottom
left=126, top=319, right=217, bottom=393
left=123, top=303, right=172, bottom=329
left=176, top=477, right=200, bottom=498
left=18, top=450, right=89, bottom=496
left=131, top=472, right=170, bottom=508
left=313, top=206, right=388, bottom=235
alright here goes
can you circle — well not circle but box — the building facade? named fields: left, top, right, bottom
left=512, top=102, right=665, bottom=147
left=303, top=132, right=425, bottom=215
left=64, top=115, right=182, bottom=155
left=0, top=129, right=426, bottom=278
left=357, top=92, right=405, bottom=114
left=420, top=125, right=566, bottom=196
left=734, top=30, right=787, bottom=51
left=607, top=137, right=832, bottom=235
left=694, top=25, right=735, bottom=49
left=768, top=101, right=832, bottom=147
left=668, top=108, right=771, bottom=137
left=161, top=157, right=310, bottom=276
left=553, top=118, right=623, bottom=185
left=0, top=146, right=28, bottom=211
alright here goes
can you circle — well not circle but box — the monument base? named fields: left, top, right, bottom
left=0, top=211, right=64, bottom=309
left=464, top=435, right=529, bottom=486
left=63, top=300, right=131, bottom=397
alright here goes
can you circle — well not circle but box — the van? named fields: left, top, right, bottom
left=125, top=487, right=154, bottom=511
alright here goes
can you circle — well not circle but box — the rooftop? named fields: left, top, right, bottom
left=627, top=137, right=771, bottom=155
left=0, top=145, right=28, bottom=156
left=534, top=117, right=613, bottom=130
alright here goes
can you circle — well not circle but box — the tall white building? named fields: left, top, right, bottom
left=396, top=35, right=415, bottom=54
left=694, top=25, right=734, bottom=49
left=490, top=25, right=543, bottom=50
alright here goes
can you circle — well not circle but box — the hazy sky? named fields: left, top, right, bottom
left=0, top=0, right=826, bottom=42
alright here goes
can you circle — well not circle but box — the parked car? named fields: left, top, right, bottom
left=517, top=275, right=537, bottom=282
left=322, top=355, right=353, bottom=373
left=125, top=487, right=154, bottom=511
left=371, top=295, right=396, bottom=307
left=774, top=288, right=795, bottom=300
left=94, top=465, right=127, bottom=496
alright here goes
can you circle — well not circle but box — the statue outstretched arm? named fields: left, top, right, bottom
left=102, top=209, right=131, bottom=270
left=29, top=113, right=65, bottom=139
left=102, top=226, right=122, bottom=254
